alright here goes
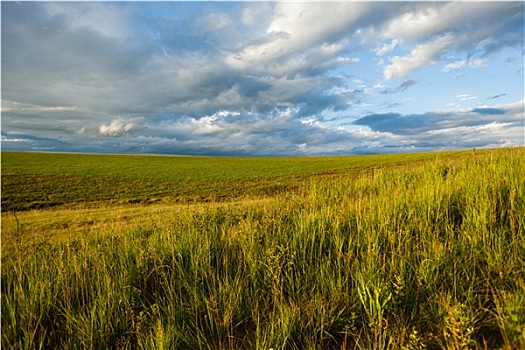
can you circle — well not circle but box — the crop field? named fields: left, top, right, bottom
left=2, top=148, right=525, bottom=349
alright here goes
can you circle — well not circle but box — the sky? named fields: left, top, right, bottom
left=1, top=1, right=524, bottom=156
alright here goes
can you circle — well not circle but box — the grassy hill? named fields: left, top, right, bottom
left=2, top=148, right=524, bottom=349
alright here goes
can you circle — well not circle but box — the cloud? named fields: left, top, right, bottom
left=384, top=34, right=454, bottom=79
left=1, top=131, right=74, bottom=152
left=99, top=118, right=143, bottom=137
left=472, top=107, right=506, bottom=116
left=380, top=2, right=523, bottom=43
left=457, top=94, right=478, bottom=102
left=110, top=109, right=369, bottom=156
left=1, top=135, right=30, bottom=142
left=442, top=60, right=466, bottom=72
left=374, top=39, right=399, bottom=56
left=42, top=2, right=137, bottom=39
left=441, top=57, right=488, bottom=73
left=353, top=100, right=522, bottom=136
left=380, top=2, right=524, bottom=78
left=241, top=2, right=272, bottom=27
left=349, top=100, right=524, bottom=152
left=2, top=1, right=360, bottom=124
left=226, top=2, right=371, bottom=77
left=2, top=2, right=156, bottom=114
left=1, top=2, right=523, bottom=155
left=487, top=93, right=507, bottom=100
left=380, top=80, right=417, bottom=94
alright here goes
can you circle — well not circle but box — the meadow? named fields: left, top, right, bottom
left=1, top=151, right=453, bottom=212
left=1, top=148, right=524, bottom=349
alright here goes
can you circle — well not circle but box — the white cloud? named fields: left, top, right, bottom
left=384, top=34, right=454, bottom=79
left=457, top=94, right=478, bottom=101
left=196, top=12, right=232, bottom=32
left=381, top=2, right=514, bottom=41
left=442, top=60, right=466, bottom=72
left=1, top=135, right=30, bottom=142
left=226, top=2, right=367, bottom=72
left=1, top=100, right=82, bottom=113
left=381, top=5, right=442, bottom=40
left=99, top=118, right=142, bottom=137
left=337, top=57, right=360, bottom=64
left=468, top=57, right=487, bottom=69
left=442, top=57, right=487, bottom=73
left=379, top=2, right=523, bottom=79
left=241, top=2, right=273, bottom=27
left=374, top=39, right=399, bottom=56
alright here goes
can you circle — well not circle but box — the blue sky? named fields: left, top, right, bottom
left=2, top=1, right=524, bottom=155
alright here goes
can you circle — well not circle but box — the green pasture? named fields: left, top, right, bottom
left=1, top=150, right=458, bottom=180
left=2, top=148, right=524, bottom=349
left=1, top=150, right=465, bottom=211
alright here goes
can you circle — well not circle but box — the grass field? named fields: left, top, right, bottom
left=2, top=150, right=463, bottom=212
left=2, top=148, right=524, bottom=349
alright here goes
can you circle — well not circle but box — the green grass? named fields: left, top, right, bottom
left=2, top=148, right=524, bottom=349
left=1, top=151, right=461, bottom=180
left=1, top=150, right=465, bottom=211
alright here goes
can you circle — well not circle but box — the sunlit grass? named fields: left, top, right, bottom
left=2, top=150, right=468, bottom=211
left=2, top=148, right=524, bottom=349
